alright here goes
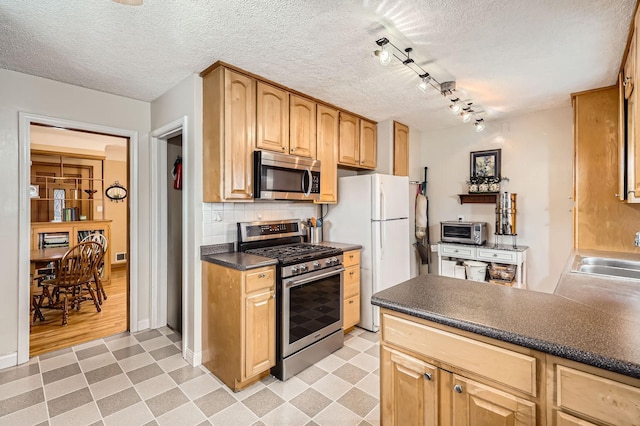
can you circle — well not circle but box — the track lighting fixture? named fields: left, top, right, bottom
left=373, top=36, right=487, bottom=132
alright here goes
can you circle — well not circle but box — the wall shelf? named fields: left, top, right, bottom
left=458, top=193, right=498, bottom=204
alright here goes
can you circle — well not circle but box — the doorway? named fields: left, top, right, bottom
left=28, top=125, right=130, bottom=356
left=166, top=134, right=183, bottom=333
left=17, top=112, right=140, bottom=364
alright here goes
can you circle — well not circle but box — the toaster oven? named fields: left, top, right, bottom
left=441, top=221, right=488, bottom=245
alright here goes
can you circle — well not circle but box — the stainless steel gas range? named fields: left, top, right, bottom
left=237, top=219, right=344, bottom=380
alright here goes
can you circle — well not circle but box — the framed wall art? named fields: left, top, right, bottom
left=470, top=149, right=501, bottom=179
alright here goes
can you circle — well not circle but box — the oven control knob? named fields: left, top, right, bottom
left=299, top=264, right=308, bottom=272
left=313, top=262, right=321, bottom=268
left=325, top=259, right=332, bottom=266
left=331, top=257, right=339, bottom=265
left=291, top=266, right=298, bottom=274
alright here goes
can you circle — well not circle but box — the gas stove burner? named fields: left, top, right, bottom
left=245, top=243, right=341, bottom=264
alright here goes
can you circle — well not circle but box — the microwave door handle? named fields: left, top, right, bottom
left=302, top=168, right=312, bottom=197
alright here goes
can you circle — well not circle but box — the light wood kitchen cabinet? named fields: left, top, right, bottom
left=338, top=111, right=360, bottom=166
left=548, top=356, right=640, bottom=426
left=202, top=67, right=255, bottom=201
left=256, top=81, right=289, bottom=154
left=289, top=94, right=316, bottom=158
left=342, top=249, right=361, bottom=332
left=381, top=346, right=439, bottom=426
left=338, top=112, right=377, bottom=170
left=202, top=262, right=276, bottom=391
left=315, top=104, right=339, bottom=204
left=380, top=309, right=540, bottom=425
left=359, top=119, right=377, bottom=169
left=393, top=121, right=409, bottom=176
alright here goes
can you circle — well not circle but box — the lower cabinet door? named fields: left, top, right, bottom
left=244, top=290, right=275, bottom=379
left=381, top=347, right=438, bottom=426
left=451, top=374, right=535, bottom=426
left=343, top=294, right=360, bottom=329
left=556, top=411, right=598, bottom=426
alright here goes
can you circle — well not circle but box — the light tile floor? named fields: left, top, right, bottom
left=0, top=327, right=380, bottom=426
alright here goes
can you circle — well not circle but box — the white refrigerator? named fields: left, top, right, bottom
left=325, top=174, right=411, bottom=332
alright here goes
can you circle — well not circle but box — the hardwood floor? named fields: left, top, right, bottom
left=29, top=265, right=128, bottom=357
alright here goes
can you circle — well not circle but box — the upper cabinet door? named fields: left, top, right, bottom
left=289, top=95, right=317, bottom=158
left=224, top=69, right=255, bottom=200
left=360, top=119, right=377, bottom=169
left=338, top=112, right=360, bottom=166
left=624, top=32, right=635, bottom=100
left=394, top=121, right=410, bottom=177
left=256, top=82, right=289, bottom=153
left=316, top=104, right=339, bottom=204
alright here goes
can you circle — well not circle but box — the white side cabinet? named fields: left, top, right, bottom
left=437, top=243, right=528, bottom=288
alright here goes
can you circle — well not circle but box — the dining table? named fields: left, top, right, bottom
left=30, top=246, right=69, bottom=264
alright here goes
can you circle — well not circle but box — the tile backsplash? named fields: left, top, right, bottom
left=202, top=202, right=320, bottom=245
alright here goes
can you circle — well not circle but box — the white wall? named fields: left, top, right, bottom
left=0, top=69, right=150, bottom=362
left=150, top=73, right=203, bottom=363
left=421, top=107, right=574, bottom=293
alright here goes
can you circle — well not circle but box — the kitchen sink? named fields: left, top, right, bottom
left=571, top=256, right=640, bottom=280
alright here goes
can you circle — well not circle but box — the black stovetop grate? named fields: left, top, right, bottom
left=245, top=243, right=341, bottom=264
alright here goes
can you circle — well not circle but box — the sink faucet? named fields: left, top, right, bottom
left=635, top=232, right=640, bottom=247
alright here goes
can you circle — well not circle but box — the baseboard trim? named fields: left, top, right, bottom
left=0, top=352, right=18, bottom=369
left=137, top=319, right=150, bottom=332
left=185, top=348, right=201, bottom=367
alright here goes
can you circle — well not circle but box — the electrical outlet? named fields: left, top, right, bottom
left=457, top=215, right=465, bottom=222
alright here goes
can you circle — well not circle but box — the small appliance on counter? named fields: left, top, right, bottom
left=440, top=221, right=488, bottom=245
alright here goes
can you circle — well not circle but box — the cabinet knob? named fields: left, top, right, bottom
left=454, top=250, right=459, bottom=253
left=453, top=384, right=463, bottom=394
left=349, top=271, right=355, bottom=276
left=282, top=147, right=286, bottom=151
left=424, top=372, right=432, bottom=381
left=291, top=148, right=296, bottom=152
left=349, top=300, right=354, bottom=304
left=493, top=254, right=498, bottom=257
left=349, top=254, right=354, bottom=259
left=259, top=273, right=266, bottom=278
left=624, top=76, right=632, bottom=86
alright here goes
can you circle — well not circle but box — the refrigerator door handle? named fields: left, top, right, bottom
left=379, top=222, right=385, bottom=259
left=380, top=183, right=385, bottom=221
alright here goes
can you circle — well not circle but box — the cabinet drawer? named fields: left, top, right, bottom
left=382, top=313, right=536, bottom=395
left=440, top=245, right=476, bottom=259
left=344, top=266, right=360, bottom=297
left=476, top=248, right=517, bottom=263
left=344, top=294, right=360, bottom=329
left=556, top=365, right=640, bottom=425
left=343, top=250, right=360, bottom=267
left=555, top=411, right=597, bottom=426
left=245, top=267, right=274, bottom=294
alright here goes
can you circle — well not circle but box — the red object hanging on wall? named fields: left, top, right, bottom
left=172, top=157, right=182, bottom=190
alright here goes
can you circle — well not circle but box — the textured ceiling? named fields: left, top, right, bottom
left=0, top=0, right=635, bottom=132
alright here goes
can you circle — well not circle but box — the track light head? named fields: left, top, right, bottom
left=474, top=119, right=486, bottom=132
left=440, top=81, right=456, bottom=96
left=449, top=98, right=462, bottom=114
left=374, top=47, right=392, bottom=65
left=460, top=107, right=473, bottom=123
left=417, top=73, right=431, bottom=92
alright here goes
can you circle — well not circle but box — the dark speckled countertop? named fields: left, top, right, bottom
left=372, top=264, right=640, bottom=379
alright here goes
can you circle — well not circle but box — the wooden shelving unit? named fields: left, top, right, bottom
left=458, top=193, right=498, bottom=204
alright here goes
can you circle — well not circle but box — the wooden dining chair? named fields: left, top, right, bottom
left=34, top=241, right=104, bottom=326
left=80, top=233, right=108, bottom=303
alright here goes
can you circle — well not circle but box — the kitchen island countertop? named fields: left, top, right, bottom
left=372, top=267, right=640, bottom=379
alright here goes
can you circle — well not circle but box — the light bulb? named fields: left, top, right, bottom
left=461, top=110, right=472, bottom=123
left=375, top=47, right=391, bottom=66
left=417, top=74, right=431, bottom=92
left=449, top=103, right=462, bottom=114
left=474, top=120, right=486, bottom=132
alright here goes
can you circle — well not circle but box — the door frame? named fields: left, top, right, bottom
left=18, top=112, right=139, bottom=364
left=149, top=117, right=188, bottom=360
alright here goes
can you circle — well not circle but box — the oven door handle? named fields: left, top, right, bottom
left=286, top=267, right=345, bottom=288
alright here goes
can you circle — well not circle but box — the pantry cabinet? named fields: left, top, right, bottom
left=315, top=104, right=339, bottom=204
left=289, top=94, right=316, bottom=158
left=342, top=249, right=361, bottom=332
left=256, top=81, right=289, bottom=154
left=380, top=310, right=539, bottom=426
left=202, top=67, right=255, bottom=201
left=202, top=262, right=276, bottom=391
left=338, top=112, right=377, bottom=170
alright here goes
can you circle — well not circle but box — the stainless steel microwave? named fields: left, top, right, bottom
left=254, top=150, right=321, bottom=201
left=441, top=221, right=488, bottom=245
